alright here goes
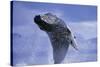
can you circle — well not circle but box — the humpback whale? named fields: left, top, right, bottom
left=34, top=13, right=78, bottom=64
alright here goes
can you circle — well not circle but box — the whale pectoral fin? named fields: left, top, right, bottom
left=70, top=35, right=78, bottom=50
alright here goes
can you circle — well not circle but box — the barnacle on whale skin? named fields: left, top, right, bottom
left=34, top=13, right=78, bottom=64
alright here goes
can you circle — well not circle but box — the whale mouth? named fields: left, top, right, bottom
left=34, top=15, right=42, bottom=25
left=34, top=15, right=52, bottom=31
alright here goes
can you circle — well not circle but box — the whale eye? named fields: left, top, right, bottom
left=74, top=36, right=76, bottom=39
